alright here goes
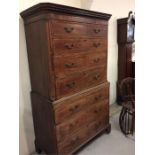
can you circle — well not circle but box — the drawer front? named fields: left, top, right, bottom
left=51, top=20, right=107, bottom=38
left=54, top=83, right=109, bottom=124
left=88, top=24, right=107, bottom=37
left=53, top=38, right=107, bottom=56
left=87, top=52, right=106, bottom=68
left=52, top=20, right=87, bottom=37
left=55, top=67, right=106, bottom=99
left=56, top=100, right=109, bottom=143
left=54, top=52, right=106, bottom=76
left=58, top=115, right=108, bottom=154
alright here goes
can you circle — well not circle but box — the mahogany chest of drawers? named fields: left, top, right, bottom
left=20, top=3, right=112, bottom=155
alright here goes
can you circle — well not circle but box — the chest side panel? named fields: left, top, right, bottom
left=24, top=19, right=55, bottom=99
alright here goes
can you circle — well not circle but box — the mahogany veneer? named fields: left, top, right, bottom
left=20, top=3, right=112, bottom=155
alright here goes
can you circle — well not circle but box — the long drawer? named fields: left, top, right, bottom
left=51, top=20, right=107, bottom=38
left=52, top=38, right=107, bottom=56
left=55, top=67, right=107, bottom=99
left=58, top=116, right=108, bottom=154
left=54, top=83, right=109, bottom=124
left=54, top=52, right=106, bottom=77
left=56, top=100, right=108, bottom=143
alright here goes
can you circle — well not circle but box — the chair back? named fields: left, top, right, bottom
left=119, top=77, right=135, bottom=103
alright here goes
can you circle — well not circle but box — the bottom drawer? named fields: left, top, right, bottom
left=56, top=100, right=108, bottom=143
left=58, top=116, right=109, bottom=154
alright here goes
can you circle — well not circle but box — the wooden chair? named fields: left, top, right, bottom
left=119, top=77, right=135, bottom=135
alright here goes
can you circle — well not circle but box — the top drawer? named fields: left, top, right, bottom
left=51, top=20, right=107, bottom=38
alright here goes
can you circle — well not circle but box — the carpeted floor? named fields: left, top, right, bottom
left=77, top=108, right=135, bottom=155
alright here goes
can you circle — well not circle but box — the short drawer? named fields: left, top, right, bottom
left=87, top=51, right=106, bottom=68
left=88, top=24, right=107, bottom=37
left=54, top=52, right=106, bottom=77
left=54, top=83, right=109, bottom=124
left=51, top=20, right=87, bottom=37
left=52, top=38, right=107, bottom=56
left=51, top=20, right=107, bottom=37
left=56, top=100, right=109, bottom=143
left=58, top=115, right=108, bottom=154
left=55, top=67, right=106, bottom=99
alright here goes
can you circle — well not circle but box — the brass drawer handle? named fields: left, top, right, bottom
left=95, top=94, right=102, bottom=101
left=94, top=109, right=99, bottom=114
left=64, top=43, right=74, bottom=49
left=64, top=27, right=74, bottom=33
left=66, top=81, right=75, bottom=88
left=93, top=43, right=101, bottom=48
left=93, top=74, right=100, bottom=80
left=75, top=105, right=79, bottom=109
left=65, top=63, right=76, bottom=68
left=93, top=58, right=100, bottom=63
left=94, top=109, right=102, bottom=114
left=69, top=107, right=74, bottom=112
left=69, top=105, right=79, bottom=112
left=69, top=123, right=74, bottom=128
left=70, top=136, right=79, bottom=145
left=94, top=29, right=101, bottom=33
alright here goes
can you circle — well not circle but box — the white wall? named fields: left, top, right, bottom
left=19, top=0, right=134, bottom=155
left=19, top=0, right=81, bottom=11
left=80, top=0, right=93, bottom=9
left=90, top=0, right=135, bottom=105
